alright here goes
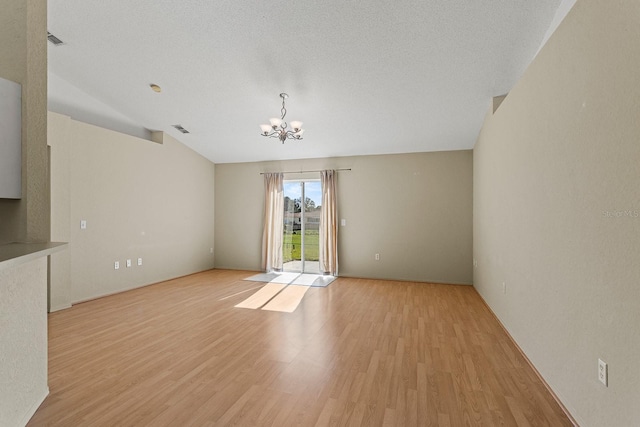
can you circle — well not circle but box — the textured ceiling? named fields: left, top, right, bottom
left=47, top=0, right=563, bottom=164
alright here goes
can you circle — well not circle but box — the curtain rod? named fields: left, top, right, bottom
left=259, top=168, right=351, bottom=175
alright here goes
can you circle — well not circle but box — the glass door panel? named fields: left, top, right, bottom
left=302, top=181, right=321, bottom=274
left=283, top=182, right=300, bottom=272
left=283, top=180, right=321, bottom=273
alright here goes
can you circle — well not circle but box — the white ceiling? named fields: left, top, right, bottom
left=47, top=0, right=565, bottom=164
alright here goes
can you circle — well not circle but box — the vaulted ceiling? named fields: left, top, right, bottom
left=48, top=0, right=564, bottom=163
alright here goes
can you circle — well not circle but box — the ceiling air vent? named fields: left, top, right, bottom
left=172, top=124, right=190, bottom=134
left=47, top=32, right=64, bottom=46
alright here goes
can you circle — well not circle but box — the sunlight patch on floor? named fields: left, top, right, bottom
left=261, top=285, right=310, bottom=313
left=234, top=283, right=287, bottom=309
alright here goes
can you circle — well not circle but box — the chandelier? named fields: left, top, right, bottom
left=260, top=93, right=304, bottom=143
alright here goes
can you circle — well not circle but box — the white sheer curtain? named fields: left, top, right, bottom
left=261, top=173, right=284, bottom=272
left=319, top=170, right=338, bottom=276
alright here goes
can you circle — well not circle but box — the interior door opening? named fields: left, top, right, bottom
left=283, top=180, right=321, bottom=274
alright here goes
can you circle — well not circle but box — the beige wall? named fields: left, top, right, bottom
left=48, top=113, right=72, bottom=310
left=473, top=1, right=640, bottom=425
left=0, top=1, right=51, bottom=426
left=0, top=0, right=49, bottom=244
left=49, top=113, right=216, bottom=306
left=0, top=257, right=48, bottom=426
left=215, top=151, right=473, bottom=284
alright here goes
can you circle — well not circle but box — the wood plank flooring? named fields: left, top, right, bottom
left=28, top=270, right=573, bottom=426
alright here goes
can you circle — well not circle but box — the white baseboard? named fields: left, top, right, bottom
left=49, top=303, right=72, bottom=312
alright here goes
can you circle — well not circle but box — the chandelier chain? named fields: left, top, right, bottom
left=280, top=97, right=287, bottom=121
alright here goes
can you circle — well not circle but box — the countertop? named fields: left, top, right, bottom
left=0, top=242, right=67, bottom=271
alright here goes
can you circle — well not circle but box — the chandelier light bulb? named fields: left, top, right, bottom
left=260, top=124, right=272, bottom=135
left=290, top=121, right=303, bottom=132
left=269, top=118, right=283, bottom=128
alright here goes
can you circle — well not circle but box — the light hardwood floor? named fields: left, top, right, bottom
left=29, top=270, right=573, bottom=426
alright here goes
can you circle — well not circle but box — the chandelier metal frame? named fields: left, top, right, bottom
left=260, top=93, right=304, bottom=143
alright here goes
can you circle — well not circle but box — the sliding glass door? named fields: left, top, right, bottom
left=283, top=180, right=321, bottom=274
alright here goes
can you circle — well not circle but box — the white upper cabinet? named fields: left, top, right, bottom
left=0, top=76, right=21, bottom=199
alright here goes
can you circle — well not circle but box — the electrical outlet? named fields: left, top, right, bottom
left=126, top=259, right=132, bottom=268
left=137, top=258, right=143, bottom=266
left=598, top=359, right=608, bottom=386
left=473, top=259, right=478, bottom=267
left=375, top=253, right=380, bottom=261
left=210, top=248, right=213, bottom=254
left=114, top=261, right=120, bottom=270
left=502, top=282, right=507, bottom=294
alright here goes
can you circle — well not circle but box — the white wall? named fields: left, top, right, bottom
left=215, top=151, right=473, bottom=284
left=49, top=113, right=216, bottom=306
left=474, top=1, right=640, bottom=425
